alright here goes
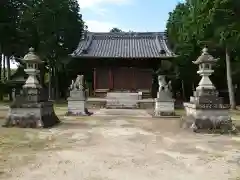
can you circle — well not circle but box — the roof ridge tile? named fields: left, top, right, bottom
left=71, top=31, right=176, bottom=58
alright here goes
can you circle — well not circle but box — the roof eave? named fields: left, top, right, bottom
left=70, top=55, right=177, bottom=59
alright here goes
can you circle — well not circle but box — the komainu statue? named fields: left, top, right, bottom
left=69, top=75, right=84, bottom=91
left=158, top=75, right=168, bottom=92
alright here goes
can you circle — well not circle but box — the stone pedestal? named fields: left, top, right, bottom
left=4, top=100, right=59, bottom=128
left=67, top=90, right=88, bottom=115
left=183, top=89, right=233, bottom=133
left=66, top=75, right=92, bottom=116
left=154, top=91, right=175, bottom=117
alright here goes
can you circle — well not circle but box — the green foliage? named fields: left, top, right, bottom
left=0, top=0, right=23, bottom=55
left=0, top=0, right=85, bottom=99
left=166, top=0, right=240, bottom=99
left=166, top=2, right=199, bottom=96
left=110, top=28, right=123, bottom=33
left=0, top=0, right=84, bottom=65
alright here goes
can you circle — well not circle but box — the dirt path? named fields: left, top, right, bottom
left=1, top=117, right=240, bottom=180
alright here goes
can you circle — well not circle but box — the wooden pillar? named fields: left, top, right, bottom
left=132, top=67, right=136, bottom=91
left=93, top=68, right=96, bottom=96
left=109, top=68, right=113, bottom=90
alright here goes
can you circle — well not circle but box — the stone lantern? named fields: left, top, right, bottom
left=3, top=47, right=60, bottom=128
left=183, top=48, right=235, bottom=133
left=193, top=47, right=218, bottom=90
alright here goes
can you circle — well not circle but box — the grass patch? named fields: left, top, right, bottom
left=54, top=100, right=67, bottom=107
left=175, top=109, right=185, bottom=116
left=0, top=101, right=10, bottom=106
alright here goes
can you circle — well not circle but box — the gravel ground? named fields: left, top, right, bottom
left=0, top=111, right=240, bottom=180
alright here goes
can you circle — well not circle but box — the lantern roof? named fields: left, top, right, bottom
left=193, top=48, right=218, bottom=65
left=23, top=48, right=43, bottom=64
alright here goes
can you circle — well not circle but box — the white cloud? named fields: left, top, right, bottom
left=95, top=8, right=109, bottom=16
left=85, top=6, right=109, bottom=17
left=78, top=0, right=133, bottom=32
left=78, top=0, right=132, bottom=9
left=85, top=20, right=119, bottom=32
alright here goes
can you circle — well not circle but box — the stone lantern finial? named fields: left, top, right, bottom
left=29, top=47, right=34, bottom=52
left=202, top=47, right=208, bottom=54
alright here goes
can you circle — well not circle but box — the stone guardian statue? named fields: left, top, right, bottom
left=158, top=75, right=167, bottom=92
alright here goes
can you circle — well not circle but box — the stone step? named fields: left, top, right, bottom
left=106, top=92, right=140, bottom=109
left=106, top=92, right=140, bottom=99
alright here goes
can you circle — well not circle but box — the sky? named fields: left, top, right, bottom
left=78, top=0, right=182, bottom=32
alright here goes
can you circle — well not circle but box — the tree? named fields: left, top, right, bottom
left=0, top=0, right=25, bottom=99
left=187, top=0, right=240, bottom=109
left=0, top=0, right=85, bottom=100
left=16, top=0, right=84, bottom=99
left=110, top=27, right=123, bottom=32
left=166, top=3, right=200, bottom=99
left=166, top=0, right=240, bottom=108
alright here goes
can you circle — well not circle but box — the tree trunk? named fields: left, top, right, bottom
left=181, top=80, right=186, bottom=101
left=51, top=66, right=55, bottom=100
left=40, top=64, right=45, bottom=86
left=6, top=56, right=11, bottom=80
left=48, top=67, right=52, bottom=100
left=225, top=47, right=236, bottom=109
left=6, top=56, right=12, bottom=101
left=3, top=55, right=5, bottom=80
left=0, top=45, right=2, bottom=101
left=55, top=67, right=59, bottom=100
left=0, top=46, right=2, bottom=82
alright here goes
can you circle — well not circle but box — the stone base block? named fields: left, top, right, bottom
left=3, top=101, right=60, bottom=128
left=154, top=100, right=175, bottom=117
left=69, top=91, right=86, bottom=100
left=183, top=102, right=236, bottom=133
left=106, top=100, right=139, bottom=109
left=67, top=100, right=92, bottom=116
left=106, top=92, right=139, bottom=109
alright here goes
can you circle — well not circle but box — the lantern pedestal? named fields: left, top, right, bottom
left=4, top=100, right=59, bottom=128
left=183, top=88, right=233, bottom=133
left=3, top=48, right=60, bottom=128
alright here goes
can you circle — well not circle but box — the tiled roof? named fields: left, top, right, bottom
left=71, top=32, right=176, bottom=58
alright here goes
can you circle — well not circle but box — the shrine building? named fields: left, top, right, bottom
left=70, top=31, right=176, bottom=98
